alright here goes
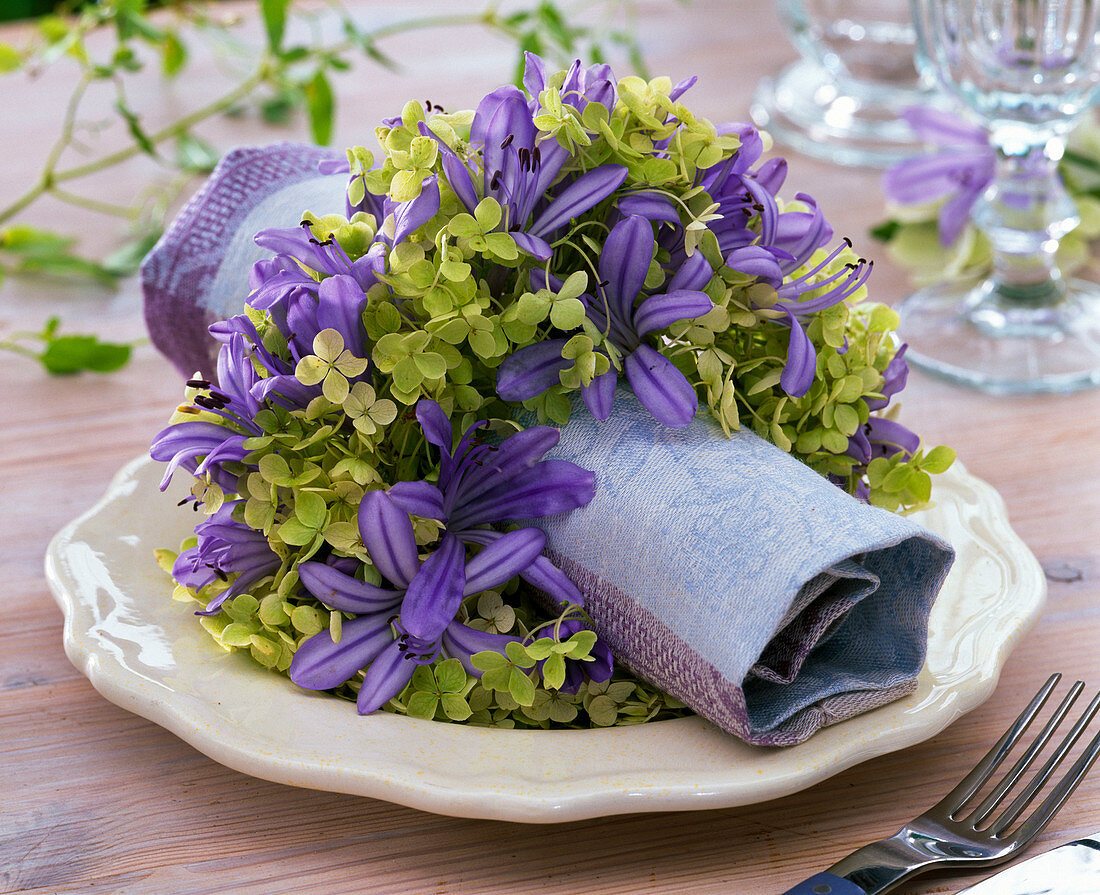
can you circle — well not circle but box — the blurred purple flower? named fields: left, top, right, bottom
left=883, top=107, right=995, bottom=246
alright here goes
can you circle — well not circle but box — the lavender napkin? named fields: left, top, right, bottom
left=142, top=144, right=954, bottom=746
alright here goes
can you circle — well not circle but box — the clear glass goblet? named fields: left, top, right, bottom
left=752, top=0, right=948, bottom=168
left=901, top=0, right=1100, bottom=393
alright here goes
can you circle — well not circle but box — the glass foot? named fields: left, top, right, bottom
left=897, top=278, right=1100, bottom=394
left=751, top=59, right=943, bottom=169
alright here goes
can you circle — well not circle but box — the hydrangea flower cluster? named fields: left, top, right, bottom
left=151, top=54, right=952, bottom=728
left=875, top=107, right=1100, bottom=285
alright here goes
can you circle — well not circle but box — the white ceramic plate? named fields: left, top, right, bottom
left=46, top=456, right=1045, bottom=822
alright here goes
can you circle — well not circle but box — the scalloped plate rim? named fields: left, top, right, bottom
left=45, top=454, right=1046, bottom=822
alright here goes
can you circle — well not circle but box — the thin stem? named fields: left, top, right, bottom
left=47, top=186, right=142, bottom=220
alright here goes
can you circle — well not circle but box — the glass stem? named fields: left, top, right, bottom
left=972, top=131, right=1079, bottom=307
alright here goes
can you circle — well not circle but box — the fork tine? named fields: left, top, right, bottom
left=936, top=673, right=1061, bottom=815
left=967, top=680, right=1084, bottom=827
left=1008, top=719, right=1100, bottom=847
left=988, top=688, right=1100, bottom=837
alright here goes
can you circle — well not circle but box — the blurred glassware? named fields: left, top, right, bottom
left=752, top=0, right=947, bottom=167
left=900, top=0, right=1100, bottom=394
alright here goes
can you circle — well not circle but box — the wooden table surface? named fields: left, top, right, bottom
left=3, top=2, right=1099, bottom=893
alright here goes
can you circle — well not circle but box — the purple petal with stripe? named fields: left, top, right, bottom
left=400, top=533, right=467, bottom=642
left=453, top=426, right=562, bottom=507
left=724, top=245, right=783, bottom=281
left=289, top=613, right=394, bottom=691
left=357, top=490, right=420, bottom=588
left=496, top=339, right=569, bottom=401
left=316, top=274, right=367, bottom=349
left=510, top=231, right=553, bottom=261
left=668, top=251, right=712, bottom=292
left=460, top=530, right=584, bottom=607
left=599, top=215, right=654, bottom=324
left=633, top=289, right=712, bottom=337
left=778, top=312, right=817, bottom=398
left=357, top=640, right=417, bottom=713
left=448, top=460, right=596, bottom=530
left=623, top=344, right=698, bottom=428
left=463, top=527, right=546, bottom=596
left=753, top=157, right=788, bottom=194
left=617, top=192, right=681, bottom=225
left=391, top=175, right=440, bottom=245
left=528, top=165, right=628, bottom=237
left=440, top=149, right=479, bottom=213
left=387, top=480, right=446, bottom=521
left=415, top=399, right=453, bottom=452
left=298, top=561, right=403, bottom=613
left=582, top=368, right=617, bottom=421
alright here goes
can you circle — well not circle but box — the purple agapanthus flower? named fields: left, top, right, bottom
left=424, top=86, right=627, bottom=261
left=386, top=399, right=595, bottom=605
left=884, top=107, right=995, bottom=246
left=150, top=332, right=264, bottom=491
left=289, top=399, right=598, bottom=713
left=172, top=502, right=282, bottom=617
left=724, top=195, right=872, bottom=398
left=522, top=52, right=616, bottom=114
left=290, top=492, right=545, bottom=713
left=496, top=214, right=713, bottom=427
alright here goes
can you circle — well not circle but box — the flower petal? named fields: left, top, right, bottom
left=510, top=231, right=553, bottom=261
left=298, top=561, right=403, bottom=613
left=440, top=149, right=480, bottom=213
left=617, top=192, right=681, bottom=226
left=357, top=490, right=420, bottom=588
left=289, top=613, right=394, bottom=691
left=463, top=527, right=546, bottom=596
left=415, top=399, right=453, bottom=453
left=460, top=530, right=584, bottom=606
left=399, top=533, right=467, bottom=642
left=582, top=368, right=617, bottom=421
left=633, top=289, right=713, bottom=337
left=451, top=426, right=562, bottom=508
left=356, top=640, right=417, bottom=714
left=599, top=215, right=654, bottom=324
left=778, top=312, right=817, bottom=398
left=390, top=175, right=441, bottom=245
left=528, top=165, right=628, bottom=237
left=623, top=344, right=698, bottom=428
left=316, top=274, right=367, bottom=350
left=386, top=480, right=446, bottom=520
left=496, top=339, right=569, bottom=400
left=667, top=251, right=712, bottom=292
left=448, top=460, right=596, bottom=530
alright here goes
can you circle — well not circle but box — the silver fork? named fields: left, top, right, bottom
left=782, top=674, right=1100, bottom=895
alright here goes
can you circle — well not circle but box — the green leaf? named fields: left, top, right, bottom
left=922, top=445, right=956, bottom=475
left=587, top=694, right=618, bottom=726
left=0, top=42, right=22, bottom=73
left=294, top=490, right=327, bottom=530
left=435, top=658, right=467, bottom=694
left=549, top=297, right=586, bottom=330
left=102, top=228, right=162, bottom=276
left=412, top=351, right=446, bottom=380
left=175, top=132, right=219, bottom=174
left=260, top=0, right=289, bottom=52
left=304, top=69, right=335, bottom=145
left=160, top=31, right=186, bottom=76
left=541, top=652, right=566, bottom=691
left=440, top=693, right=472, bottom=721
left=406, top=691, right=439, bottom=719
left=870, top=219, right=901, bottom=243
left=278, top=517, right=318, bottom=546
left=508, top=667, right=536, bottom=706
left=474, top=197, right=502, bottom=232
left=39, top=334, right=131, bottom=375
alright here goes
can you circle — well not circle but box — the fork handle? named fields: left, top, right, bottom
left=781, top=872, right=868, bottom=894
